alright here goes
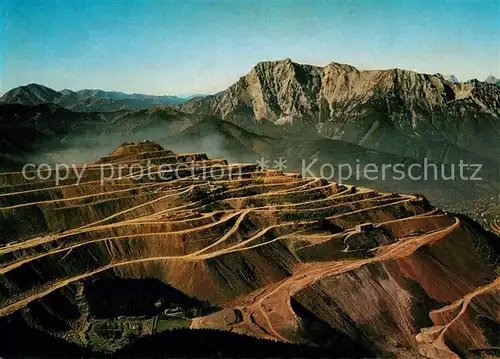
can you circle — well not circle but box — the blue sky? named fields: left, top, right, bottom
left=1, top=0, right=499, bottom=95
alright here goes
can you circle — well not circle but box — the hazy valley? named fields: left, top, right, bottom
left=0, top=59, right=499, bottom=358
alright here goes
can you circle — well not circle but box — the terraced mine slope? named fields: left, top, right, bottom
left=0, top=141, right=499, bottom=358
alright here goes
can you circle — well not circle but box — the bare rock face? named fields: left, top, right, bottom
left=180, top=59, right=500, bottom=164
left=0, top=141, right=498, bottom=358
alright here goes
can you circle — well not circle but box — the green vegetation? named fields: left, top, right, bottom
left=84, top=277, right=218, bottom=319
left=476, top=315, right=500, bottom=347
left=404, top=278, right=448, bottom=329
left=87, top=317, right=154, bottom=353
left=155, top=316, right=191, bottom=332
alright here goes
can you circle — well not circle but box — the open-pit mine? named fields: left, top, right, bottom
left=0, top=141, right=499, bottom=358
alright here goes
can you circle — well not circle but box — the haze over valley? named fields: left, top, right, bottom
left=1, top=0, right=500, bottom=358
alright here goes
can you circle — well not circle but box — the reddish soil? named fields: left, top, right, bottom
left=0, top=141, right=498, bottom=358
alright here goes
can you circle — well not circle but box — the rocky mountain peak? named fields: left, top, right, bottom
left=441, top=74, right=460, bottom=83
left=178, top=59, right=500, bottom=167
left=324, top=61, right=358, bottom=73
left=485, top=75, right=500, bottom=87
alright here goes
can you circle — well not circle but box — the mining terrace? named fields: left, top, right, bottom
left=0, top=141, right=499, bottom=358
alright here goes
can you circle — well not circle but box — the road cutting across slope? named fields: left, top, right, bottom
left=1, top=142, right=498, bottom=359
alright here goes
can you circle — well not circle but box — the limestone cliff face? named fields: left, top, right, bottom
left=180, top=59, right=500, bottom=163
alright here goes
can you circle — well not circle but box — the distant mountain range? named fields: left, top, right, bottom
left=485, top=75, right=500, bottom=86
left=442, top=74, right=460, bottom=83
left=1, top=60, right=500, bottom=359
left=1, top=60, right=499, bottom=209
left=0, top=84, right=208, bottom=112
left=429, top=74, right=499, bottom=86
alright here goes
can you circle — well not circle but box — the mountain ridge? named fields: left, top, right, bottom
left=1, top=59, right=500, bottom=215
left=0, top=84, right=206, bottom=112
left=485, top=75, right=500, bottom=87
left=179, top=58, right=500, bottom=164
